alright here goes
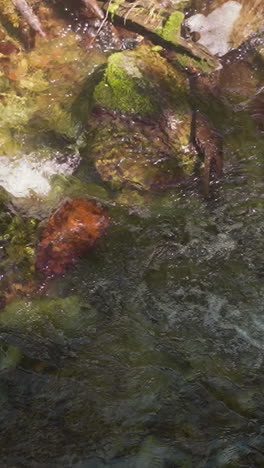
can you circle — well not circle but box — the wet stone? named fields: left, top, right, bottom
left=35, top=198, right=109, bottom=276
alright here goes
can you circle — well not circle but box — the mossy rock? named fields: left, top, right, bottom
left=94, top=49, right=158, bottom=115
left=93, top=44, right=189, bottom=116
left=90, top=44, right=198, bottom=192
left=87, top=112, right=196, bottom=191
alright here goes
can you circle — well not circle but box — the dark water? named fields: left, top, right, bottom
left=0, top=9, right=264, bottom=468
left=1, top=145, right=264, bottom=466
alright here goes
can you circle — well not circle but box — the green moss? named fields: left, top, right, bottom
left=93, top=52, right=158, bottom=115
left=115, top=188, right=147, bottom=207
left=108, top=0, right=125, bottom=18
left=178, top=149, right=197, bottom=175
left=151, top=45, right=163, bottom=52
left=0, top=93, right=37, bottom=130
left=0, top=127, right=21, bottom=154
left=0, top=296, right=82, bottom=338
left=175, top=51, right=216, bottom=73
left=35, top=103, right=80, bottom=139
left=93, top=45, right=192, bottom=115
left=0, top=209, right=38, bottom=284
left=19, top=70, right=49, bottom=93
left=159, top=11, right=184, bottom=45
left=49, top=174, right=110, bottom=203
left=0, top=196, right=39, bottom=306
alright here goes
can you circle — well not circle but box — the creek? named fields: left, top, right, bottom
left=0, top=1, right=263, bottom=466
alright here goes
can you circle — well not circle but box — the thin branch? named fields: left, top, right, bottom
left=12, top=0, right=46, bottom=37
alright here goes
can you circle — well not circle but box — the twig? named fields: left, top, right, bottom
left=12, top=0, right=46, bottom=37
left=82, top=0, right=104, bottom=19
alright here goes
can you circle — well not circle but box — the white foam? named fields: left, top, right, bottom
left=0, top=151, right=80, bottom=198
left=186, top=1, right=242, bottom=56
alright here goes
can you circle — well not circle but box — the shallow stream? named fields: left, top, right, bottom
left=0, top=1, right=264, bottom=466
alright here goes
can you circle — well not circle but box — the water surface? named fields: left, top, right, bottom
left=0, top=5, right=264, bottom=467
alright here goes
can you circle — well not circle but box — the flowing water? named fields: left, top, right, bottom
left=0, top=4, right=264, bottom=467
left=2, top=136, right=264, bottom=466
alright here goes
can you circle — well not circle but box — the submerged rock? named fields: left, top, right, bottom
left=90, top=44, right=196, bottom=189
left=89, top=43, right=221, bottom=193
left=88, top=110, right=196, bottom=191
left=35, top=198, right=109, bottom=276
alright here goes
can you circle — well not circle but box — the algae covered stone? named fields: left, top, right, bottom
left=88, top=112, right=196, bottom=191
left=90, top=44, right=197, bottom=190
left=93, top=49, right=158, bottom=115
left=94, top=44, right=189, bottom=115
left=0, top=295, right=83, bottom=338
